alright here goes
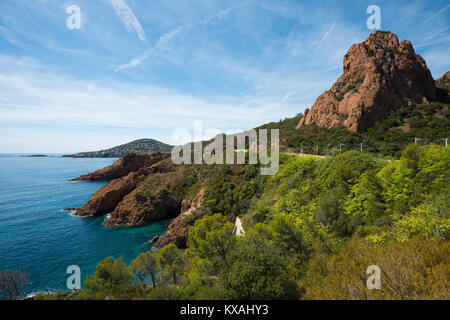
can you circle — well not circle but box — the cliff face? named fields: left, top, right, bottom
left=75, top=171, right=141, bottom=216
left=70, top=152, right=168, bottom=181
left=153, top=188, right=206, bottom=249
left=73, top=157, right=175, bottom=217
left=103, top=168, right=182, bottom=226
left=297, top=31, right=436, bottom=133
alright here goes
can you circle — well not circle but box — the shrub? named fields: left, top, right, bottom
left=146, top=286, right=178, bottom=300
left=302, top=237, right=450, bottom=300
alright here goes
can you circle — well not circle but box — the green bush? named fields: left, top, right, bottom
left=146, top=286, right=178, bottom=300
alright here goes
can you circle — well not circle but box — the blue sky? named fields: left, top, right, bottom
left=0, top=0, right=449, bottom=153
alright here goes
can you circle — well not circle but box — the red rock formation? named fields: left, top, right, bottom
left=297, top=31, right=436, bottom=133
left=436, top=71, right=450, bottom=102
left=75, top=171, right=141, bottom=217
left=153, top=188, right=206, bottom=249
left=436, top=71, right=450, bottom=88
left=74, top=157, right=176, bottom=217
left=103, top=187, right=181, bottom=226
left=151, top=208, right=191, bottom=249
left=70, top=152, right=168, bottom=181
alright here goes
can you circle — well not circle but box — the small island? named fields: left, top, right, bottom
left=20, top=155, right=50, bottom=158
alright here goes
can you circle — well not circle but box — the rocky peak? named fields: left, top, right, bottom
left=436, top=71, right=450, bottom=88
left=297, top=31, right=437, bottom=133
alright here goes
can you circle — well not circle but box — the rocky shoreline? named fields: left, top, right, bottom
left=66, top=151, right=192, bottom=248
left=69, top=152, right=168, bottom=181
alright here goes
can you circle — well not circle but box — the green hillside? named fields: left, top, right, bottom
left=260, top=102, right=449, bottom=158
left=259, top=81, right=450, bottom=158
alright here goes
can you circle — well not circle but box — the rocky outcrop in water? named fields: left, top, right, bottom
left=70, top=149, right=208, bottom=249
left=70, top=152, right=168, bottom=181
left=75, top=171, right=141, bottom=217
left=103, top=186, right=182, bottom=226
left=72, top=157, right=176, bottom=217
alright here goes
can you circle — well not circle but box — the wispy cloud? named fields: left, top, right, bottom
left=314, top=21, right=337, bottom=48
left=415, top=35, right=450, bottom=49
left=422, top=4, right=450, bottom=24
left=109, top=0, right=147, bottom=43
left=0, top=58, right=299, bottom=134
left=0, top=25, right=17, bottom=45
left=114, top=25, right=188, bottom=71
left=415, top=26, right=450, bottom=47
left=114, top=3, right=245, bottom=72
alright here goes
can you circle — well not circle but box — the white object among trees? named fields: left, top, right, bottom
left=234, top=217, right=246, bottom=237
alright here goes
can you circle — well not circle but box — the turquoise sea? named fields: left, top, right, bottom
left=0, top=154, right=170, bottom=297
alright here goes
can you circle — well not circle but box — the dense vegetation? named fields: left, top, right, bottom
left=63, top=138, right=173, bottom=158
left=260, top=101, right=449, bottom=158
left=36, top=143, right=450, bottom=300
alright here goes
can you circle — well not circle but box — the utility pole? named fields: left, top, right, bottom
left=360, top=143, right=363, bottom=153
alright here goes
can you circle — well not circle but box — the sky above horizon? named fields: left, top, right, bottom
left=0, top=0, right=449, bottom=153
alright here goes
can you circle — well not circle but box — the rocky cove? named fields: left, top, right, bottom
left=66, top=151, right=211, bottom=249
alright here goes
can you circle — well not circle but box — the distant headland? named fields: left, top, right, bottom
left=62, top=138, right=173, bottom=158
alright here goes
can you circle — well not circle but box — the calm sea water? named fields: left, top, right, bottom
left=0, top=155, right=170, bottom=297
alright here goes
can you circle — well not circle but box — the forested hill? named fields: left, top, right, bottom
left=63, top=139, right=173, bottom=158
